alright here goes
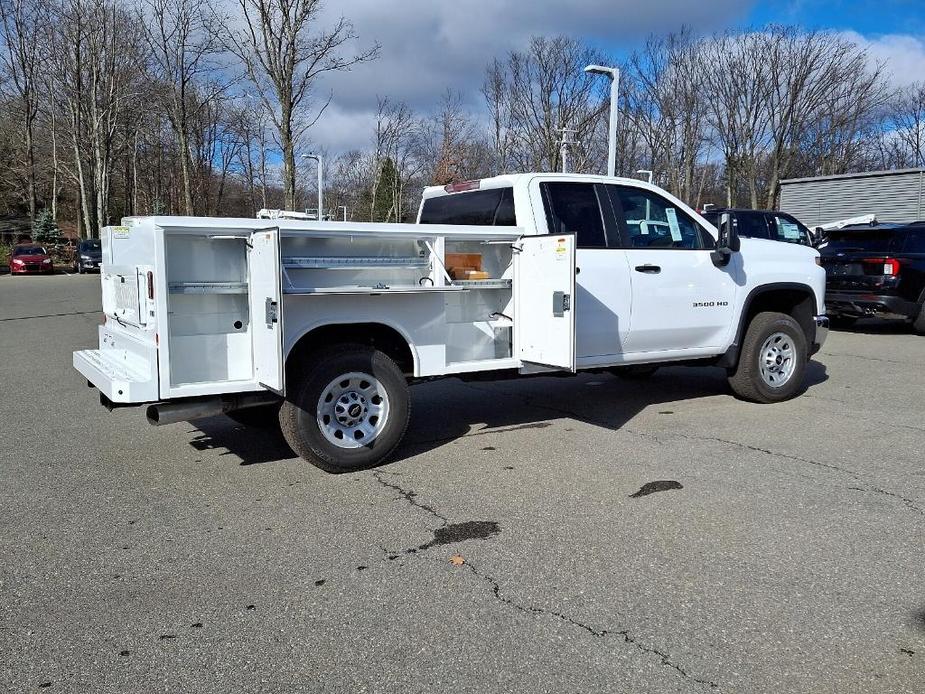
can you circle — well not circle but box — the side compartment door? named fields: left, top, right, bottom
left=249, top=228, right=284, bottom=393
left=515, top=234, right=576, bottom=371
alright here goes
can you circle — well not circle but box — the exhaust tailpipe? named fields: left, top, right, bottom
left=146, top=394, right=279, bottom=426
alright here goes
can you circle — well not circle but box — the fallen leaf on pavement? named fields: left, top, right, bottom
left=450, top=554, right=465, bottom=566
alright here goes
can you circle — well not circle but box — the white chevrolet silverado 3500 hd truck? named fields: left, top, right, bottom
left=73, top=173, right=828, bottom=472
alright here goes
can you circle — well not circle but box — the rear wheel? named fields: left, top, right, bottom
left=728, top=311, right=807, bottom=403
left=279, top=345, right=410, bottom=473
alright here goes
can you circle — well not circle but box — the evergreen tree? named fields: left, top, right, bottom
left=372, top=158, right=397, bottom=222
left=32, top=210, right=60, bottom=243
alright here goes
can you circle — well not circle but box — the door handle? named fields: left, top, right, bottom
left=634, top=264, right=661, bottom=274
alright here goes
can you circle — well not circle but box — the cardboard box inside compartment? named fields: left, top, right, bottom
left=446, top=252, right=488, bottom=280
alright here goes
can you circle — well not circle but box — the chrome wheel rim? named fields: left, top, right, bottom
left=759, top=331, right=796, bottom=388
left=316, top=372, right=389, bottom=448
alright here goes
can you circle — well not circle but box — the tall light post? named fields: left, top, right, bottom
left=584, top=64, right=620, bottom=178
left=302, top=153, right=323, bottom=220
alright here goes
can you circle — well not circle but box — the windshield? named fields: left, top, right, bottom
left=13, top=246, right=46, bottom=256
left=80, top=240, right=101, bottom=251
left=820, top=228, right=899, bottom=254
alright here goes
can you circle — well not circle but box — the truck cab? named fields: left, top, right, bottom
left=421, top=174, right=827, bottom=370
left=74, top=174, right=828, bottom=473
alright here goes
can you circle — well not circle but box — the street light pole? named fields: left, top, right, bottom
left=302, top=154, right=323, bottom=220
left=584, top=64, right=620, bottom=178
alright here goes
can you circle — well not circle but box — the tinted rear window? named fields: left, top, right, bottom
left=419, top=187, right=516, bottom=226
left=903, top=227, right=925, bottom=254
left=821, top=229, right=899, bottom=254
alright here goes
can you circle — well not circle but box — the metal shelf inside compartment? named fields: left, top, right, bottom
left=283, top=255, right=430, bottom=269
left=283, top=284, right=467, bottom=295
left=168, top=281, right=248, bottom=294
left=449, top=279, right=512, bottom=289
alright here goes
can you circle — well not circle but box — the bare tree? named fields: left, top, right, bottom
left=625, top=28, right=707, bottom=203
left=484, top=36, right=610, bottom=174
left=888, top=82, right=925, bottom=168
left=228, top=0, right=377, bottom=209
left=0, top=0, right=44, bottom=219
left=763, top=27, right=887, bottom=206
left=52, top=0, right=143, bottom=236
left=139, top=0, right=225, bottom=214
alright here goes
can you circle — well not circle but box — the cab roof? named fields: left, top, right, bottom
left=421, top=173, right=662, bottom=199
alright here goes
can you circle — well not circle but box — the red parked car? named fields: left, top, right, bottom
left=8, top=245, right=54, bottom=274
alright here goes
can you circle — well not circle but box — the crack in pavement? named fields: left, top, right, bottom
left=458, top=381, right=925, bottom=519
left=0, top=309, right=99, bottom=322
left=459, top=558, right=719, bottom=690
left=804, top=394, right=925, bottom=434
left=677, top=434, right=925, bottom=518
left=371, top=470, right=448, bottom=527
left=823, top=351, right=920, bottom=367
left=368, top=468, right=719, bottom=690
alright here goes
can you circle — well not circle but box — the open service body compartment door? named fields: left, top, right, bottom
left=515, top=234, right=576, bottom=371
left=249, top=228, right=284, bottom=394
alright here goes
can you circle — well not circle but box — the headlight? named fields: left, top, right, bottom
left=81, top=254, right=91, bottom=260
left=12, top=259, right=24, bottom=265
left=42, top=258, right=51, bottom=264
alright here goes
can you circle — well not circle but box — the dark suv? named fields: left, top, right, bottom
left=819, top=223, right=925, bottom=332
left=74, top=238, right=102, bottom=273
left=702, top=208, right=814, bottom=246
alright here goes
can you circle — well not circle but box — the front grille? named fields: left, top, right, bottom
left=25, top=264, right=41, bottom=271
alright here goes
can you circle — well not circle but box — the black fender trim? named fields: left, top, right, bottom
left=714, top=282, right=819, bottom=370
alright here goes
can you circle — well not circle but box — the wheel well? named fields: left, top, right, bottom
left=287, top=323, right=415, bottom=377
left=742, top=286, right=815, bottom=344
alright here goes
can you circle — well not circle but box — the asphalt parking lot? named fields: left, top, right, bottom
left=1, top=274, right=924, bottom=694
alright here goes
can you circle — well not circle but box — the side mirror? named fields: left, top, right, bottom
left=711, top=212, right=739, bottom=267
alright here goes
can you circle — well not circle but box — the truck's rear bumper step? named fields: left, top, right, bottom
left=74, top=348, right=159, bottom=403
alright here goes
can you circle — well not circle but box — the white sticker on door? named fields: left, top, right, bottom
left=665, top=208, right=682, bottom=241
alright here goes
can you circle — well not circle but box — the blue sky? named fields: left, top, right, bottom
left=310, top=0, right=925, bottom=153
left=747, top=0, right=925, bottom=35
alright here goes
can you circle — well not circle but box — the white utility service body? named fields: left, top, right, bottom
left=74, top=173, right=828, bottom=471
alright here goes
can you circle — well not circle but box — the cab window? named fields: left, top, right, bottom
left=419, top=187, right=516, bottom=226
left=607, top=186, right=705, bottom=249
left=767, top=213, right=811, bottom=246
left=540, top=182, right=609, bottom=248
left=735, top=211, right=771, bottom=240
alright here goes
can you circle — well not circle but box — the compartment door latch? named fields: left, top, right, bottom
left=552, top=291, right=571, bottom=317
left=265, top=298, right=279, bottom=327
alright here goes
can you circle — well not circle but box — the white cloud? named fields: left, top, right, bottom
left=840, top=30, right=925, bottom=88
left=308, top=0, right=753, bottom=151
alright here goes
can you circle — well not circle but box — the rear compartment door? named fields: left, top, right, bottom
left=249, top=228, right=284, bottom=393
left=515, top=234, right=576, bottom=371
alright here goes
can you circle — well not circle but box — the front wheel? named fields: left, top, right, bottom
left=279, top=345, right=411, bottom=473
left=728, top=311, right=808, bottom=403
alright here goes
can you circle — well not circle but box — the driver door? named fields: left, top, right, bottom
left=607, top=185, right=737, bottom=353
